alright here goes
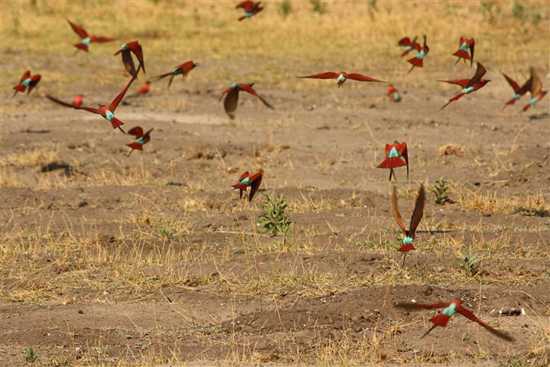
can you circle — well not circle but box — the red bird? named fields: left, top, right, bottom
left=46, top=66, right=141, bottom=133
left=395, top=298, right=514, bottom=341
left=387, top=84, right=402, bottom=102
left=453, top=37, right=475, bottom=66
left=377, top=141, right=408, bottom=181
left=232, top=169, right=264, bottom=202
left=128, top=81, right=151, bottom=98
left=298, top=71, right=383, bottom=87
left=152, top=61, right=198, bottom=88
left=236, top=1, right=264, bottom=21
left=13, top=70, right=41, bottom=96
left=440, top=62, right=490, bottom=110
left=220, top=83, right=274, bottom=119
left=114, top=41, right=145, bottom=77
left=522, top=67, right=547, bottom=112
left=406, top=35, right=429, bottom=73
left=502, top=72, right=531, bottom=108
left=67, top=19, right=114, bottom=52
left=398, top=36, right=419, bottom=57
left=391, top=184, right=425, bottom=266
left=72, top=95, right=84, bottom=108
left=126, top=126, right=153, bottom=156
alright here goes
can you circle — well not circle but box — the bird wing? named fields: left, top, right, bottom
left=67, top=19, right=88, bottom=38
left=529, top=67, right=543, bottom=96
left=456, top=305, right=515, bottom=342
left=46, top=94, right=83, bottom=110
left=223, top=88, right=240, bottom=119
left=19, top=70, right=31, bottom=83
left=127, top=126, right=144, bottom=138
left=502, top=73, right=520, bottom=92
left=298, top=72, right=340, bottom=80
left=109, top=69, right=139, bottom=112
left=409, top=184, right=425, bottom=238
left=469, top=39, right=475, bottom=66
left=439, top=79, right=470, bottom=88
left=240, top=84, right=274, bottom=109
left=394, top=301, right=450, bottom=311
left=467, top=62, right=487, bottom=87
left=129, top=41, right=145, bottom=73
left=90, top=35, right=115, bottom=43
left=121, top=49, right=137, bottom=77
left=391, top=185, right=408, bottom=235
left=248, top=171, right=263, bottom=202
left=346, top=73, right=383, bottom=82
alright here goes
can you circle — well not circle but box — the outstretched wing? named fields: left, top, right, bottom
left=127, top=126, right=144, bottom=138
left=121, top=50, right=137, bottom=77
left=409, top=184, right=425, bottom=238
left=346, top=73, right=383, bottom=83
left=248, top=172, right=263, bottom=202
left=46, top=94, right=82, bottom=109
left=223, top=88, right=240, bottom=119
left=67, top=19, right=88, bottom=38
left=394, top=301, right=450, bottom=311
left=502, top=73, right=520, bottom=93
left=391, top=185, right=408, bottom=235
left=298, top=72, right=340, bottom=80
left=240, top=84, right=274, bottom=109
left=456, top=305, right=515, bottom=342
left=109, top=68, right=139, bottom=112
left=469, top=39, right=475, bottom=66
left=467, top=62, right=487, bottom=87
left=91, top=35, right=115, bottom=43
left=439, top=79, right=470, bottom=88
left=19, top=70, right=31, bottom=83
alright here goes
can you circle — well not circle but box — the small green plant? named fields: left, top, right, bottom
left=310, top=0, right=327, bottom=14
left=512, top=1, right=526, bottom=21
left=431, top=178, right=452, bottom=205
left=257, top=194, right=292, bottom=241
left=461, top=253, right=480, bottom=276
left=23, top=347, right=38, bottom=363
left=279, top=0, right=292, bottom=18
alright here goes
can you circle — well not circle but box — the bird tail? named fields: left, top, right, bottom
left=127, top=142, right=143, bottom=151
left=453, top=49, right=470, bottom=61
left=13, top=84, right=25, bottom=96
left=377, top=157, right=407, bottom=170
left=238, top=15, right=247, bottom=21
left=407, top=57, right=423, bottom=68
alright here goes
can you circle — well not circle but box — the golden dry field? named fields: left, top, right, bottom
left=0, top=0, right=550, bottom=366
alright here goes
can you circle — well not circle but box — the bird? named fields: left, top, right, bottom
left=13, top=70, right=41, bottom=96
left=394, top=298, right=515, bottom=341
left=46, top=65, right=141, bottom=133
left=298, top=71, right=384, bottom=88
left=127, top=81, right=151, bottom=98
left=152, top=61, right=198, bottom=88
left=377, top=142, right=408, bottom=181
left=232, top=169, right=264, bottom=202
left=390, top=184, right=425, bottom=266
left=440, top=62, right=490, bottom=110
left=72, top=95, right=84, bottom=108
left=521, top=67, right=547, bottom=112
left=387, top=84, right=402, bottom=102
left=114, top=41, right=145, bottom=77
left=67, top=19, right=114, bottom=52
left=220, top=83, right=273, bottom=119
left=502, top=72, right=532, bottom=108
left=398, top=36, right=419, bottom=57
left=126, top=126, right=153, bottom=156
left=236, top=1, right=264, bottom=21
left=453, top=37, right=475, bottom=66
left=407, top=35, right=429, bottom=73
left=45, top=95, right=84, bottom=108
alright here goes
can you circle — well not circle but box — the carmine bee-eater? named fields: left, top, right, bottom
left=395, top=298, right=515, bottom=341
left=440, top=62, right=490, bottom=110
left=298, top=71, right=384, bottom=88
left=13, top=70, right=41, bottom=96
left=398, top=36, right=419, bottom=57
left=391, top=184, right=425, bottom=266
left=46, top=65, right=141, bottom=133
left=377, top=141, right=408, bottom=181
left=522, top=67, right=547, bottom=112
left=232, top=169, right=264, bottom=202
left=126, top=126, right=153, bottom=156
left=152, top=61, right=197, bottom=88
left=114, top=40, right=145, bottom=77
left=387, top=84, right=402, bottom=102
left=128, top=81, right=151, bottom=98
left=407, top=35, right=429, bottom=73
left=236, top=1, right=264, bottom=21
left=220, top=83, right=274, bottom=119
left=453, top=37, right=475, bottom=66
left=72, top=95, right=84, bottom=108
left=67, top=19, right=114, bottom=52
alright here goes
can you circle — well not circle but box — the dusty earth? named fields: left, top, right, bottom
left=1, top=48, right=550, bottom=366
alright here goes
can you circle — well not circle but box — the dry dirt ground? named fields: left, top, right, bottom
left=1, top=1, right=550, bottom=367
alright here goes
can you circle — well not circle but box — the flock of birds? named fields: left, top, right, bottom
left=12, top=0, right=548, bottom=344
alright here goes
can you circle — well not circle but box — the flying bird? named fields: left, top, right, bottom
left=391, top=184, right=425, bottom=266
left=114, top=41, right=145, bottom=77
left=398, top=36, right=419, bottom=57
left=377, top=142, right=408, bottom=181
left=67, top=19, right=114, bottom=52
left=387, top=84, right=402, bottom=102
left=232, top=169, right=264, bottom=202
left=46, top=66, right=141, bottom=133
left=236, top=1, right=264, bottom=21
left=13, top=70, right=41, bottom=96
left=298, top=71, right=383, bottom=88
left=440, top=62, right=490, bottom=110
left=152, top=61, right=197, bottom=88
left=522, top=67, right=547, bottom=112
left=128, top=81, right=151, bottom=98
left=453, top=37, right=475, bottom=66
left=220, top=83, right=273, bottom=119
left=407, top=35, right=429, bottom=73
left=72, top=95, right=84, bottom=108
left=126, top=126, right=153, bottom=155
left=394, top=298, right=515, bottom=341
left=502, top=72, right=531, bottom=108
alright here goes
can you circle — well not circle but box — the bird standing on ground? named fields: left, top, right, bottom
left=232, top=169, right=264, bottom=202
